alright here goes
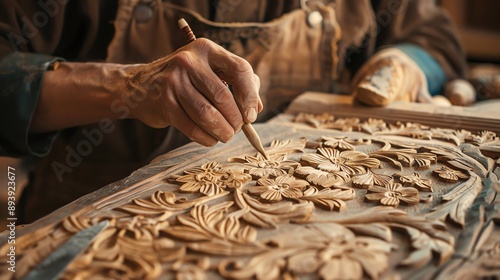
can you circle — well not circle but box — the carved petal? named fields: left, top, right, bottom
left=199, top=182, right=225, bottom=197
left=320, top=256, right=363, bottom=280
left=288, top=250, right=321, bottom=274
left=352, top=169, right=393, bottom=188
left=301, top=187, right=355, bottom=211
left=433, top=166, right=469, bottom=182
left=380, top=196, right=400, bottom=207
left=398, top=173, right=433, bottom=192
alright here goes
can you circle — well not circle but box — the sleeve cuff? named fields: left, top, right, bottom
left=394, top=44, right=447, bottom=96
left=0, top=52, right=63, bottom=157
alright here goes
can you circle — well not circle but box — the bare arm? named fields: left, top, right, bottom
left=31, top=38, right=262, bottom=146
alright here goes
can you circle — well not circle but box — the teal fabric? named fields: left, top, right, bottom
left=0, top=52, right=63, bottom=157
left=395, top=44, right=446, bottom=96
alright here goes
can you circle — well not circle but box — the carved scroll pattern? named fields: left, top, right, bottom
left=1, top=115, right=499, bottom=279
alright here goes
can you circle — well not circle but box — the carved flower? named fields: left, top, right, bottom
left=433, top=166, right=469, bottom=182
left=323, top=117, right=361, bottom=131
left=294, top=112, right=334, bottom=128
left=248, top=175, right=308, bottom=201
left=236, top=154, right=300, bottom=179
left=365, top=183, right=420, bottom=207
left=287, top=224, right=392, bottom=279
left=361, top=118, right=387, bottom=134
left=175, top=162, right=251, bottom=196
left=398, top=172, right=433, bottom=191
left=466, top=130, right=497, bottom=145
left=301, top=148, right=380, bottom=175
left=295, top=166, right=351, bottom=189
left=319, top=136, right=370, bottom=151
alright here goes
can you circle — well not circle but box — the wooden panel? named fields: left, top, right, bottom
left=0, top=93, right=499, bottom=279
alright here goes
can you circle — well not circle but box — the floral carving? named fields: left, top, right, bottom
left=375, top=121, right=433, bottom=140
left=352, top=168, right=393, bottom=188
left=294, top=166, right=351, bottom=189
left=301, top=186, right=355, bottom=211
left=466, top=130, right=497, bottom=145
left=163, top=202, right=263, bottom=256
left=397, top=172, right=433, bottom=191
left=294, top=112, right=334, bottom=128
left=293, top=113, right=500, bottom=159
left=293, top=112, right=362, bottom=131
left=118, top=190, right=227, bottom=216
left=360, top=118, right=387, bottom=134
left=219, top=223, right=393, bottom=280
left=427, top=173, right=482, bottom=226
left=365, top=183, right=420, bottom=207
left=312, top=224, right=393, bottom=279
left=433, top=165, right=469, bottom=182
left=370, top=149, right=436, bottom=170
left=228, top=153, right=299, bottom=179
left=301, top=148, right=380, bottom=175
left=4, top=113, right=499, bottom=280
left=248, top=175, right=308, bottom=201
left=172, top=161, right=251, bottom=196
left=234, top=189, right=314, bottom=228
left=319, top=136, right=371, bottom=151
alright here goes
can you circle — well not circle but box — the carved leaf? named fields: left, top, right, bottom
left=294, top=166, right=351, bottom=188
left=396, top=173, right=433, bottom=192
left=360, top=118, right=387, bottom=134
left=370, top=149, right=436, bottom=170
left=329, top=207, right=454, bottom=268
left=319, top=136, right=371, bottom=150
left=301, top=187, right=355, bottom=211
left=374, top=121, right=433, bottom=140
left=164, top=202, right=259, bottom=253
left=433, top=165, right=469, bottom=182
left=219, top=223, right=392, bottom=280
left=234, top=189, right=314, bottom=228
left=426, top=173, right=482, bottom=226
left=397, top=225, right=455, bottom=267
left=346, top=224, right=392, bottom=242
left=294, top=112, right=334, bottom=128
left=266, top=138, right=308, bottom=155
left=352, top=168, right=393, bottom=188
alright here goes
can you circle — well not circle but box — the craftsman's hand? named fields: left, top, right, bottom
left=124, top=38, right=262, bottom=146
left=353, top=48, right=433, bottom=106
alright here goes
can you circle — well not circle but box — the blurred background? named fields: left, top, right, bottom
left=1, top=0, right=499, bottom=228
left=441, top=0, right=500, bottom=63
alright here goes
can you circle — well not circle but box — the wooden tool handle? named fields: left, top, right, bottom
left=177, top=18, right=269, bottom=160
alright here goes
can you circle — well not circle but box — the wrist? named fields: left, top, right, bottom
left=32, top=62, right=139, bottom=133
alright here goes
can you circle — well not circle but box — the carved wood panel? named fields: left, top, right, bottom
left=0, top=112, right=499, bottom=279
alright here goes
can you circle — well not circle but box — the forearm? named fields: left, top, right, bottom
left=30, top=62, right=135, bottom=133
